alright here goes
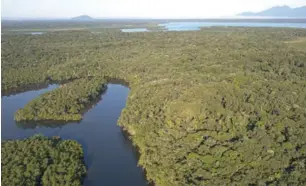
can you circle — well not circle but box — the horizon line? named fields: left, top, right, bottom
left=2, top=16, right=306, bottom=21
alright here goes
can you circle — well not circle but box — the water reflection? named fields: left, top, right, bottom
left=15, top=120, right=80, bottom=129
left=2, top=82, right=51, bottom=97
left=2, top=77, right=128, bottom=97
left=1, top=82, right=148, bottom=186
left=105, top=77, right=130, bottom=87
left=14, top=92, right=107, bottom=129
left=1, top=78, right=78, bottom=97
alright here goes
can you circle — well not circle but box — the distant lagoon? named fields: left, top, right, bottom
left=121, top=22, right=306, bottom=32
left=121, top=28, right=149, bottom=32
left=160, top=22, right=306, bottom=31
left=30, top=32, right=44, bottom=35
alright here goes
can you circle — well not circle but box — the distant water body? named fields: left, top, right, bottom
left=159, top=22, right=306, bottom=31
left=121, top=28, right=148, bottom=32
left=30, top=32, right=44, bottom=35
left=121, top=22, right=306, bottom=32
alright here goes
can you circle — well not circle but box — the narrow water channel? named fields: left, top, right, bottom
left=1, top=83, right=148, bottom=186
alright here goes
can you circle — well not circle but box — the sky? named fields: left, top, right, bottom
left=1, top=0, right=306, bottom=19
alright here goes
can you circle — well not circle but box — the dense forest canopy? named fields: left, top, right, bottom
left=2, top=24, right=306, bottom=185
left=1, top=135, right=86, bottom=186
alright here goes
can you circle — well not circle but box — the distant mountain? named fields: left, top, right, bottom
left=238, top=5, right=306, bottom=18
left=71, top=15, right=94, bottom=21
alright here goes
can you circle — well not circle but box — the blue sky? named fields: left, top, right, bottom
left=1, top=0, right=305, bottom=19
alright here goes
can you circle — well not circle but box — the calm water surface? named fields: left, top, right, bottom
left=160, top=22, right=306, bottom=31
left=122, top=22, right=306, bottom=32
left=121, top=28, right=149, bottom=32
left=1, top=83, right=148, bottom=186
left=30, top=32, right=44, bottom=35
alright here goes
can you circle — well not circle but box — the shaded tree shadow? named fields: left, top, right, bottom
left=120, top=129, right=154, bottom=186
left=2, top=82, right=51, bottom=97
left=15, top=120, right=81, bottom=129
left=2, top=78, right=80, bottom=97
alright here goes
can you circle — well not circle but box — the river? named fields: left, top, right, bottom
left=1, top=83, right=148, bottom=186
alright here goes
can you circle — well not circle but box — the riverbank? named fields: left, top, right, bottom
left=2, top=82, right=149, bottom=186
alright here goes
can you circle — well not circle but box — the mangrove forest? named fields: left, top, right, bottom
left=1, top=135, right=86, bottom=186
left=1, top=24, right=306, bottom=185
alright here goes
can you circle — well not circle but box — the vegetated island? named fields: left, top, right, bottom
left=15, top=77, right=106, bottom=121
left=2, top=24, right=306, bottom=185
left=1, top=135, right=86, bottom=186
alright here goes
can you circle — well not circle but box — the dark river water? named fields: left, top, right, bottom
left=1, top=83, right=148, bottom=186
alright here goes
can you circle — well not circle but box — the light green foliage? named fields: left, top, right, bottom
left=2, top=25, right=306, bottom=185
left=1, top=135, right=86, bottom=186
left=14, top=77, right=106, bottom=121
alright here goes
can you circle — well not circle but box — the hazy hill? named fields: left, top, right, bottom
left=71, top=15, right=94, bottom=21
left=239, top=5, right=306, bottom=17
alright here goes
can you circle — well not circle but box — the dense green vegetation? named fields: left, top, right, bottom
left=15, top=77, right=106, bottom=121
left=1, top=20, right=162, bottom=34
left=2, top=24, right=306, bottom=185
left=1, top=135, right=86, bottom=186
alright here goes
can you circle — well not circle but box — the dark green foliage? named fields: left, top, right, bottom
left=2, top=25, right=306, bottom=185
left=15, top=77, right=106, bottom=121
left=1, top=135, right=86, bottom=186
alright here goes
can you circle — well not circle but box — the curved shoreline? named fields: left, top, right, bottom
left=2, top=81, right=149, bottom=186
